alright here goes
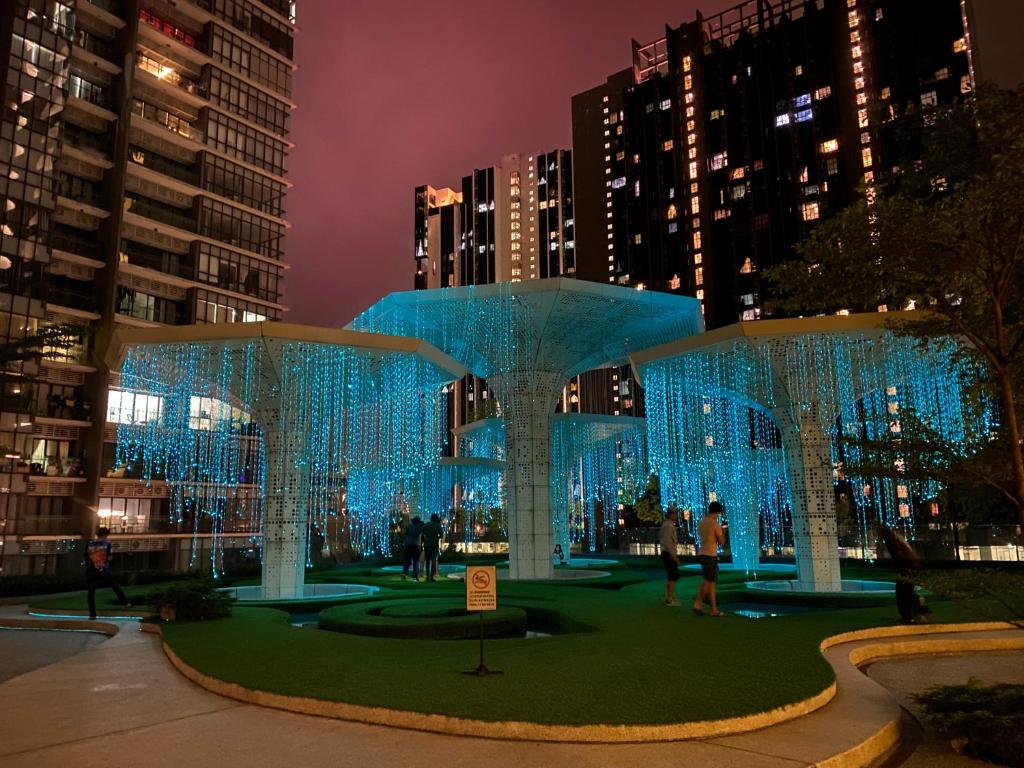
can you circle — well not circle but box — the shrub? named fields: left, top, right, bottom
left=916, top=680, right=1024, bottom=766
left=147, top=580, right=234, bottom=621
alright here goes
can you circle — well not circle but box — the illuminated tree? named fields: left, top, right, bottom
left=770, top=87, right=1024, bottom=523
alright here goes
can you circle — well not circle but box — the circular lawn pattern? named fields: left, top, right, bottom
left=319, top=598, right=527, bottom=640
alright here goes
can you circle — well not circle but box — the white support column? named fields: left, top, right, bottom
left=778, top=405, right=842, bottom=592
left=490, top=371, right=564, bottom=580
left=258, top=409, right=309, bottom=600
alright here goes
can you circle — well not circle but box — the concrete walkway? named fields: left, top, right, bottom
left=0, top=606, right=1021, bottom=768
left=867, top=650, right=1024, bottom=767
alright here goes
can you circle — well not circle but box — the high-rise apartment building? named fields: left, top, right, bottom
left=572, top=0, right=1016, bottom=330
left=1, top=0, right=295, bottom=575
left=414, top=151, right=576, bottom=449
left=415, top=150, right=574, bottom=289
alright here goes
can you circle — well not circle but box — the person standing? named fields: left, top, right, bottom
left=85, top=527, right=131, bottom=620
left=401, top=516, right=424, bottom=581
left=694, top=502, right=725, bottom=616
left=659, top=505, right=681, bottom=606
left=421, top=513, right=444, bottom=581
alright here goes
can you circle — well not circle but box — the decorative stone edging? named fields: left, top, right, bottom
left=156, top=620, right=1023, bottom=746
left=0, top=617, right=120, bottom=636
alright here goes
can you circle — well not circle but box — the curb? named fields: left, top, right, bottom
left=29, top=607, right=157, bottom=619
left=0, top=617, right=120, bottom=636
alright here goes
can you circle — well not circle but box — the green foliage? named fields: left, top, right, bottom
left=913, top=568, right=1024, bottom=623
left=0, top=324, right=92, bottom=368
left=633, top=474, right=664, bottom=525
left=769, top=87, right=1024, bottom=519
left=147, top=580, right=234, bottom=621
left=915, top=680, right=1024, bottom=766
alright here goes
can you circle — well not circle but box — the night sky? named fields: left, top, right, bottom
left=285, top=0, right=734, bottom=327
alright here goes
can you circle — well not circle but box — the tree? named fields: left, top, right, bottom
left=768, top=87, right=1024, bottom=523
left=633, top=474, right=664, bottom=525
left=0, top=324, right=91, bottom=368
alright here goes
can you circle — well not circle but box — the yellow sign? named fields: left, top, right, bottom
left=465, top=565, right=497, bottom=611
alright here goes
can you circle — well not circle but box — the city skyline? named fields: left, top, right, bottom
left=285, top=0, right=733, bottom=327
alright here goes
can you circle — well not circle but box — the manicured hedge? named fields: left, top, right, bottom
left=318, top=599, right=527, bottom=640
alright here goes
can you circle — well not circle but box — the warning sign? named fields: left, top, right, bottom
left=466, top=565, right=497, bottom=611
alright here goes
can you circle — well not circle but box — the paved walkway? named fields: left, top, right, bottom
left=867, top=650, right=1024, bottom=767
left=0, top=606, right=1021, bottom=768
left=0, top=627, right=105, bottom=684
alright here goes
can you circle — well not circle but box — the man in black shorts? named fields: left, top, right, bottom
left=660, top=505, right=681, bottom=606
left=694, top=501, right=725, bottom=615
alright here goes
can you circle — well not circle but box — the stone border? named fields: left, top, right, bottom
left=0, top=616, right=120, bottom=636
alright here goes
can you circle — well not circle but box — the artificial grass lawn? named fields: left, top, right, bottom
left=155, top=564, right=1016, bottom=727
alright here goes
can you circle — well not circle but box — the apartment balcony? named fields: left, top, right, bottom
left=26, top=476, right=88, bottom=497
left=51, top=228, right=104, bottom=262
left=6, top=515, right=83, bottom=538
left=39, top=359, right=96, bottom=388
left=124, top=195, right=198, bottom=234
left=46, top=285, right=101, bottom=316
left=77, top=0, right=127, bottom=30
left=98, top=477, right=171, bottom=499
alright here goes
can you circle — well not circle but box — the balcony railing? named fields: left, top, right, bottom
left=47, top=285, right=100, bottom=314
left=74, top=29, right=118, bottom=62
left=130, top=147, right=200, bottom=186
left=120, top=244, right=195, bottom=280
left=131, top=99, right=204, bottom=143
left=125, top=195, right=197, bottom=233
left=51, top=228, right=103, bottom=260
left=26, top=476, right=88, bottom=497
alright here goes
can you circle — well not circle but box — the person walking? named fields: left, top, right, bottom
left=660, top=504, right=681, bottom=606
left=421, top=513, right=444, bottom=581
left=401, top=516, right=424, bottom=580
left=879, top=523, right=931, bottom=623
left=85, top=527, right=131, bottom=620
left=693, top=502, right=725, bottom=616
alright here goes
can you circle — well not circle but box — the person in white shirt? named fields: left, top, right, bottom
left=659, top=505, right=681, bottom=606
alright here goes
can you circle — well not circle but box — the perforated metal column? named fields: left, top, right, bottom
left=779, top=405, right=841, bottom=592
left=259, top=410, right=309, bottom=600
left=490, top=371, right=564, bottom=580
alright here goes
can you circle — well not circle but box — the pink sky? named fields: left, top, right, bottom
left=284, top=0, right=732, bottom=326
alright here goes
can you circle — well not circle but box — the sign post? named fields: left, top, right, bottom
left=463, top=565, right=501, bottom=676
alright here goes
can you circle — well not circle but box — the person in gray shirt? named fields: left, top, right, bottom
left=659, top=505, right=681, bottom=606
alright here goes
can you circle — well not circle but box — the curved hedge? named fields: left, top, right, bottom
left=318, top=599, right=527, bottom=640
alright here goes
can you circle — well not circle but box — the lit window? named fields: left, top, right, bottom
left=794, top=93, right=811, bottom=107
left=663, top=140, right=674, bottom=151
left=668, top=222, right=677, bottom=233
left=775, top=113, right=791, bottom=127
left=740, top=293, right=754, bottom=306
left=814, top=86, right=832, bottom=100
left=921, top=90, right=938, bottom=107
left=800, top=201, right=820, bottom=221
left=611, top=177, right=626, bottom=189
left=861, top=147, right=873, bottom=168
left=795, top=108, right=813, bottom=123
left=667, top=204, right=678, bottom=220
left=693, top=232, right=702, bottom=249
left=953, top=37, right=967, bottom=53
left=682, top=56, right=692, bottom=72
left=710, top=151, right=728, bottom=170
left=660, top=98, right=672, bottom=110
left=819, top=139, right=839, bottom=153
left=739, top=257, right=754, bottom=274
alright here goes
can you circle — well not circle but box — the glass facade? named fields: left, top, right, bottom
left=0, top=0, right=295, bottom=574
